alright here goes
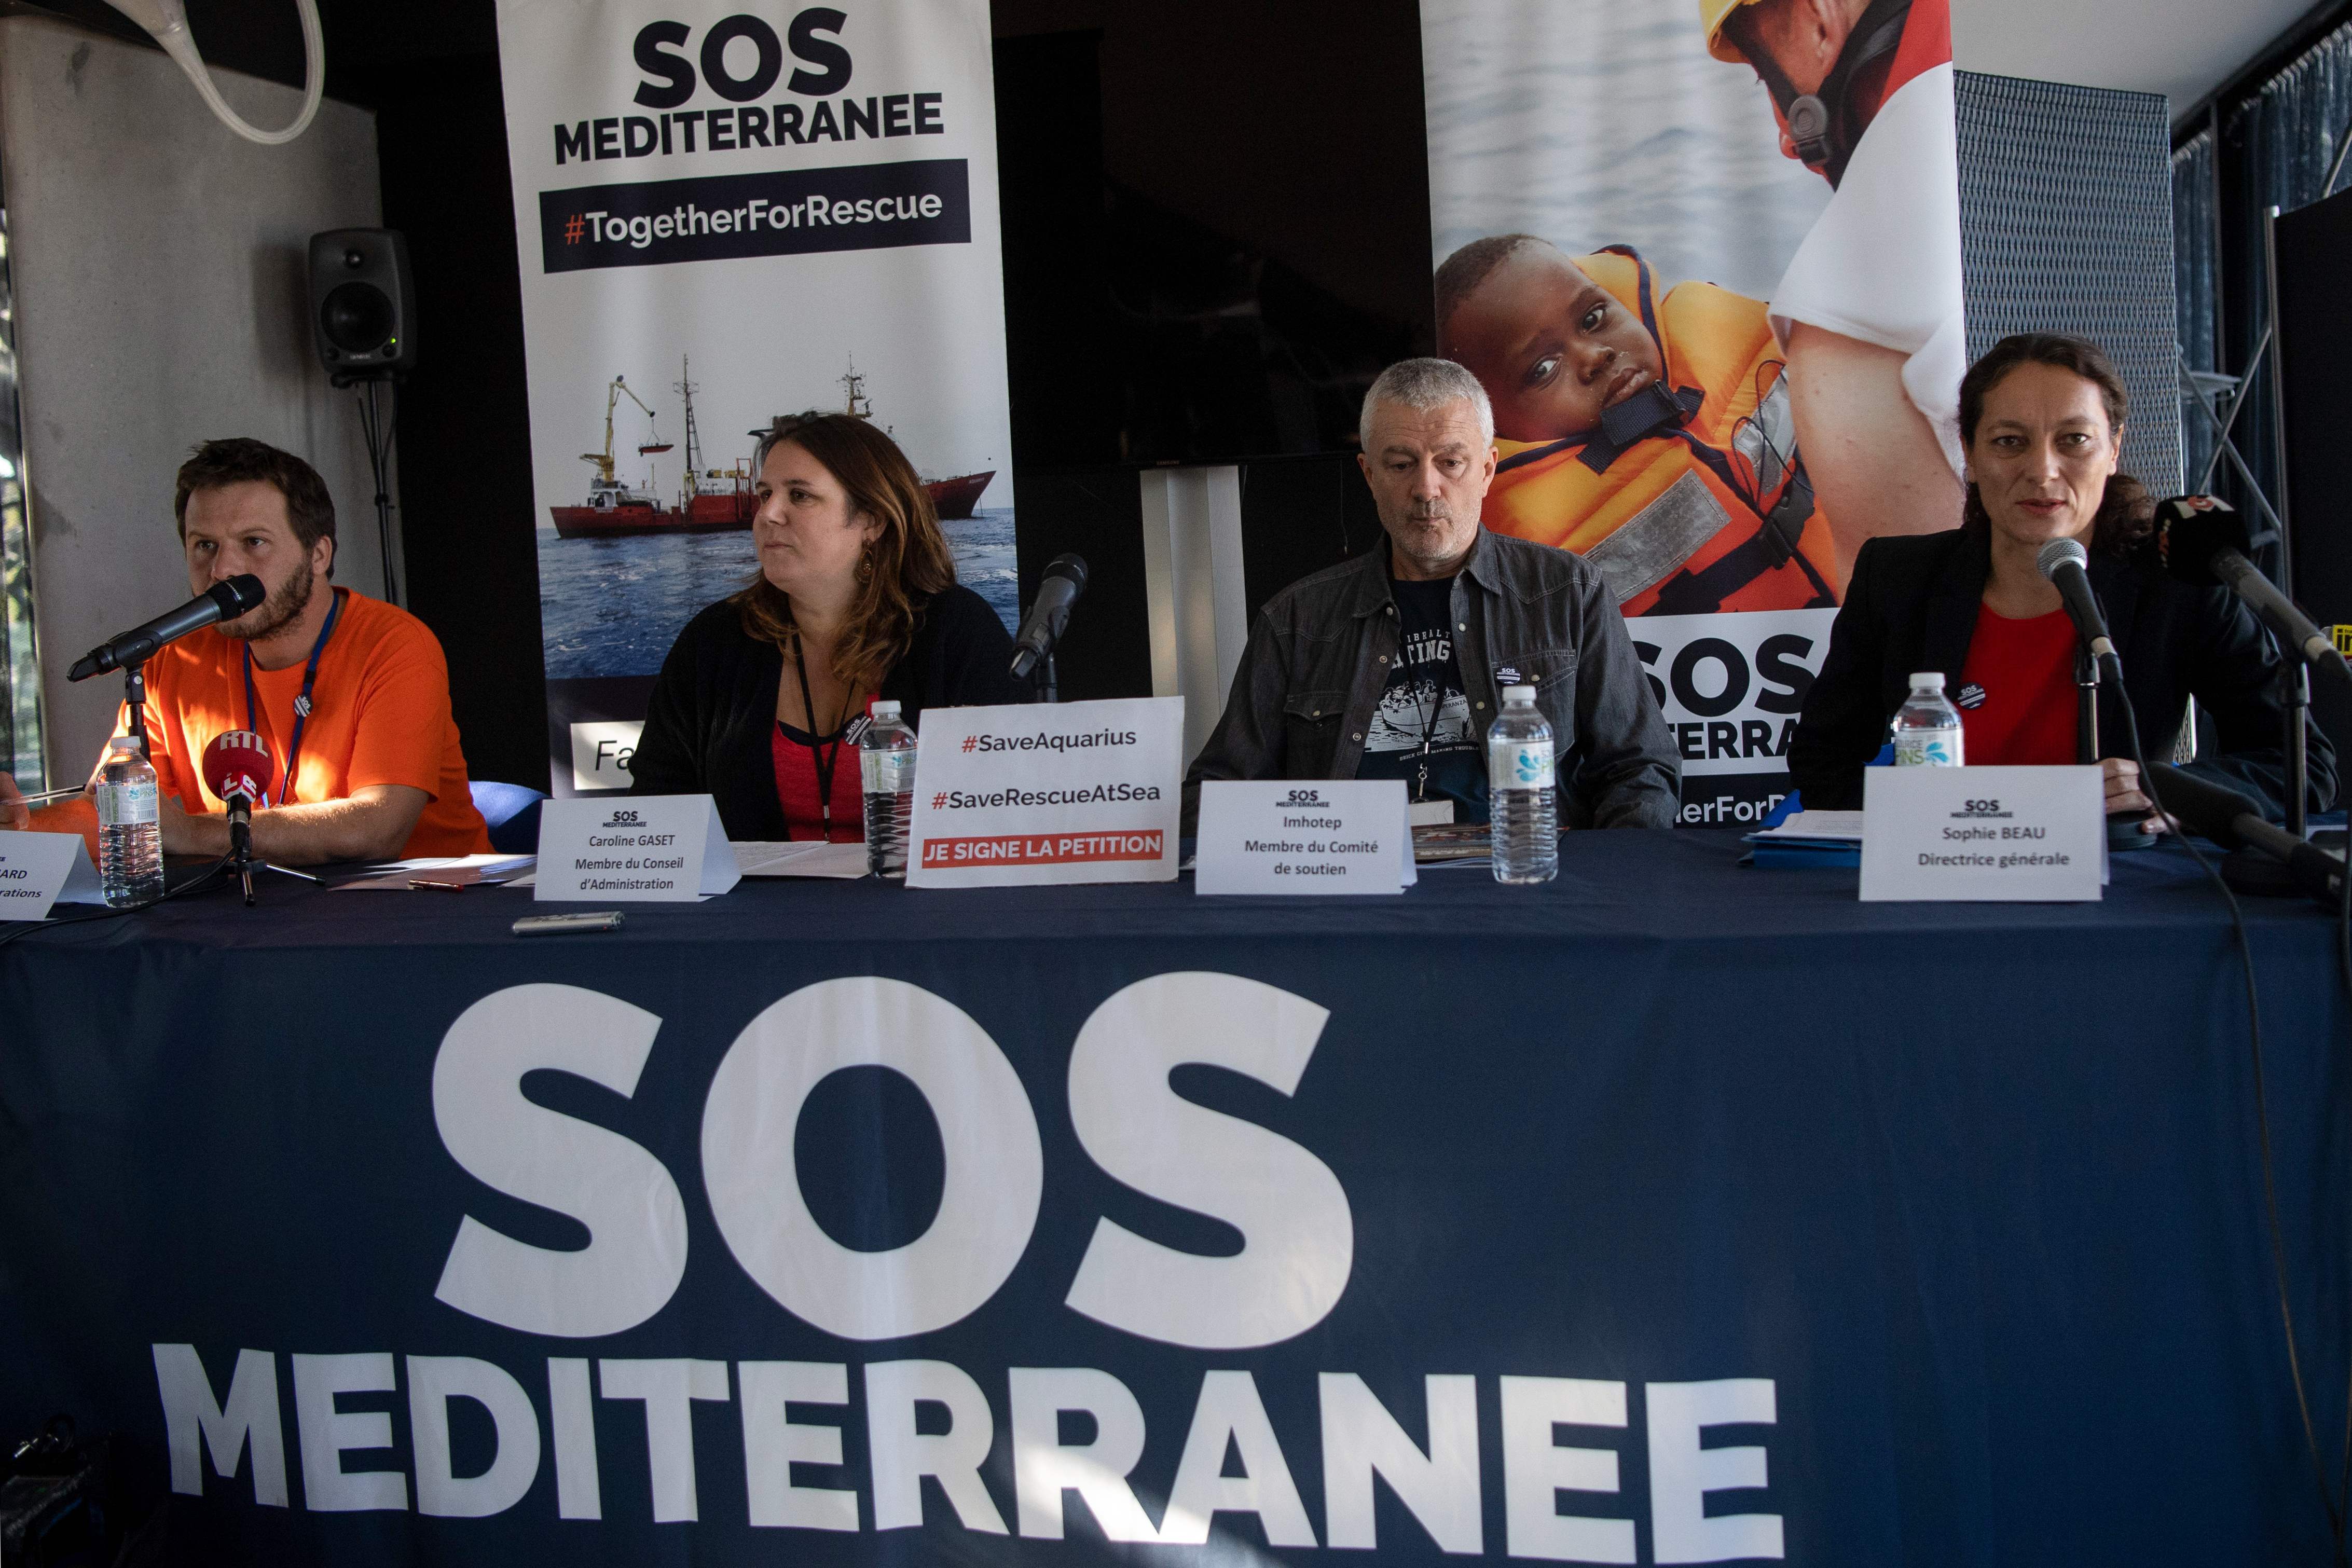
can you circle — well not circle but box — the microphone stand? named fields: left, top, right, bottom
left=221, top=801, right=323, bottom=908
left=122, top=662, right=149, bottom=761
left=2220, top=631, right=2317, bottom=897
left=1042, top=650, right=1058, bottom=705
left=2079, top=645, right=2155, bottom=852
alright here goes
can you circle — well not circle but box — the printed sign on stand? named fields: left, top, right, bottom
left=0, top=832, right=104, bottom=921
left=1860, top=766, right=2104, bottom=902
left=907, top=697, right=1182, bottom=887
left=1195, top=780, right=1416, bottom=895
left=534, top=795, right=739, bottom=902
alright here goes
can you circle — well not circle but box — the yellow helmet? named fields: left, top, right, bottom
left=1698, top=0, right=1763, bottom=63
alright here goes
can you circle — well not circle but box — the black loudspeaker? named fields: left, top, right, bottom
left=307, top=228, right=417, bottom=380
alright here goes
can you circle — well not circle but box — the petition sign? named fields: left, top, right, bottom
left=908, top=697, right=1182, bottom=887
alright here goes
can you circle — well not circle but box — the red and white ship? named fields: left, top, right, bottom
left=752, top=362, right=997, bottom=520
left=549, top=361, right=753, bottom=539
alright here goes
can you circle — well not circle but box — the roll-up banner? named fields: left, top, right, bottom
left=494, top=0, right=1019, bottom=796
left=1420, top=0, right=1965, bottom=826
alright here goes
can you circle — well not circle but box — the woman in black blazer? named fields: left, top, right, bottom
left=1787, top=334, right=2333, bottom=821
left=629, top=412, right=1024, bottom=842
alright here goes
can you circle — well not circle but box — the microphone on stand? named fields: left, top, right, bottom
left=2147, top=762, right=2343, bottom=905
left=2036, top=538, right=2122, bottom=683
left=68, top=576, right=265, bottom=681
left=2154, top=494, right=2350, bottom=687
left=202, top=731, right=279, bottom=903
left=1010, top=554, right=1089, bottom=681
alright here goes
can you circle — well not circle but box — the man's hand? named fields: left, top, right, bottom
left=160, top=783, right=429, bottom=865
left=0, top=774, right=27, bottom=831
left=2102, top=757, right=2168, bottom=833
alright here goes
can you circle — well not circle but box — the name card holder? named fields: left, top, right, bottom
left=535, top=795, right=740, bottom=902
left=1195, top=780, right=1416, bottom=895
left=1860, top=766, right=2104, bottom=902
left=0, top=831, right=104, bottom=921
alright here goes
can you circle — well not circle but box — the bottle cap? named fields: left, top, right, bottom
left=871, top=699, right=901, bottom=718
left=106, top=736, right=141, bottom=751
left=1907, top=672, right=1945, bottom=689
left=1503, top=684, right=1536, bottom=704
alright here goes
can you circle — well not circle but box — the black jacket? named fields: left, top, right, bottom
left=1787, top=524, right=2335, bottom=818
left=1184, top=529, right=1681, bottom=830
left=630, top=586, right=1024, bottom=840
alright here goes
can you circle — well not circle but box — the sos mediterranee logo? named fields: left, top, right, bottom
left=536, top=7, right=973, bottom=274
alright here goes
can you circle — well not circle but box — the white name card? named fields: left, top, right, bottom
left=0, top=831, right=104, bottom=920
left=1860, top=765, right=2104, bottom=902
left=1195, top=780, right=1416, bottom=895
left=534, top=794, right=740, bottom=902
left=907, top=697, right=1183, bottom=888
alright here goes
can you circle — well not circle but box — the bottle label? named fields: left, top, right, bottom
left=861, top=748, right=917, bottom=793
left=1489, top=739, right=1555, bottom=791
left=1894, top=728, right=1963, bottom=767
left=96, top=779, right=158, bottom=828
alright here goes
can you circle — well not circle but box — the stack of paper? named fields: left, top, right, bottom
left=1741, top=810, right=1863, bottom=868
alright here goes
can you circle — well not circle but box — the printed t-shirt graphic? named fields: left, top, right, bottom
left=138, top=589, right=492, bottom=856
left=1356, top=576, right=1488, bottom=822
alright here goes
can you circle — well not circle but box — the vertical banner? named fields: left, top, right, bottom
left=1420, top=0, right=1964, bottom=825
left=495, top=0, right=1019, bottom=795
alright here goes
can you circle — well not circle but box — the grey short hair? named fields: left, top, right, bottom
left=1359, top=358, right=1494, bottom=452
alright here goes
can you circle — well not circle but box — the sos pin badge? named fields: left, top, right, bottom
left=1955, top=681, right=1987, bottom=710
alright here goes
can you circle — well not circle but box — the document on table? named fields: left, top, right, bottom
left=1745, top=810, right=1864, bottom=845
left=734, top=841, right=871, bottom=879
left=336, top=854, right=537, bottom=890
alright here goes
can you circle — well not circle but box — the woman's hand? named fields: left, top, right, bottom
left=0, top=774, right=27, bottom=831
left=2102, top=756, right=2168, bottom=833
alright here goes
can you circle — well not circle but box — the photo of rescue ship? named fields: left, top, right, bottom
left=548, top=360, right=757, bottom=539
left=749, top=361, right=997, bottom=520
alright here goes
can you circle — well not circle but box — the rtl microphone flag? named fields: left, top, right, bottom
left=202, top=730, right=279, bottom=809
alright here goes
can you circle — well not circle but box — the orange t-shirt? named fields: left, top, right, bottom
left=129, top=587, right=489, bottom=857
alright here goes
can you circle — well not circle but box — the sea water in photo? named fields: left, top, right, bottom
left=1420, top=0, right=1830, bottom=299
left=538, top=509, right=1019, bottom=682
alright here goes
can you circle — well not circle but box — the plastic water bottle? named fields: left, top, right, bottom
left=95, top=737, right=164, bottom=908
left=859, top=699, right=918, bottom=878
left=1892, top=671, right=1965, bottom=767
left=1488, top=684, right=1558, bottom=885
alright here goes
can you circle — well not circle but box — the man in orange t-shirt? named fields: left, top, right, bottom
left=19, top=438, right=489, bottom=863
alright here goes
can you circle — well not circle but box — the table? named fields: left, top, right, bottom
left=3, top=831, right=2347, bottom=1565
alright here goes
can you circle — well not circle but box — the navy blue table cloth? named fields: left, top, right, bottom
left=2, top=830, right=2346, bottom=1565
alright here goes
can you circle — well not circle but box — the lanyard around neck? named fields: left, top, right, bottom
left=243, top=587, right=345, bottom=807
left=789, top=633, right=851, bottom=838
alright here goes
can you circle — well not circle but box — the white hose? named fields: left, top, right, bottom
left=144, top=0, right=323, bottom=146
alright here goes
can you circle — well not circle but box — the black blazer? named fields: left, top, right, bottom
left=1786, top=524, right=2336, bottom=818
left=630, top=585, right=1025, bottom=840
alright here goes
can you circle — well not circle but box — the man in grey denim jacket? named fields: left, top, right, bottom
left=1185, top=359, right=1680, bottom=830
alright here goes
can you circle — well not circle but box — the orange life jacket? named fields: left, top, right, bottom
left=1481, top=247, right=1839, bottom=615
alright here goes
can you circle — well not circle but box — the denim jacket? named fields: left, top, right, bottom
left=1185, top=529, right=1681, bottom=829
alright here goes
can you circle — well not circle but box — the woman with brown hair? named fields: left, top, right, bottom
left=1787, top=332, right=2334, bottom=821
left=630, top=412, right=1023, bottom=841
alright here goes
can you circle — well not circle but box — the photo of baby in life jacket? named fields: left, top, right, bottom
left=1437, top=236, right=1841, bottom=617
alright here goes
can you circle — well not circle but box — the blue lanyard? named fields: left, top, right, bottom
left=243, top=588, right=344, bottom=806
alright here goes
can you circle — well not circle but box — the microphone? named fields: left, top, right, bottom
left=2036, top=538, right=2122, bottom=682
left=68, top=575, right=265, bottom=680
left=2147, top=762, right=2343, bottom=905
left=202, top=730, right=280, bottom=856
left=1010, top=554, right=1089, bottom=680
left=2154, top=494, right=2350, bottom=689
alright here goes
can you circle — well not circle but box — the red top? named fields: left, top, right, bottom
left=1957, top=603, right=2079, bottom=766
left=771, top=715, right=868, bottom=842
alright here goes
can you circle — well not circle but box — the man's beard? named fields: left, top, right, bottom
left=218, top=558, right=316, bottom=642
